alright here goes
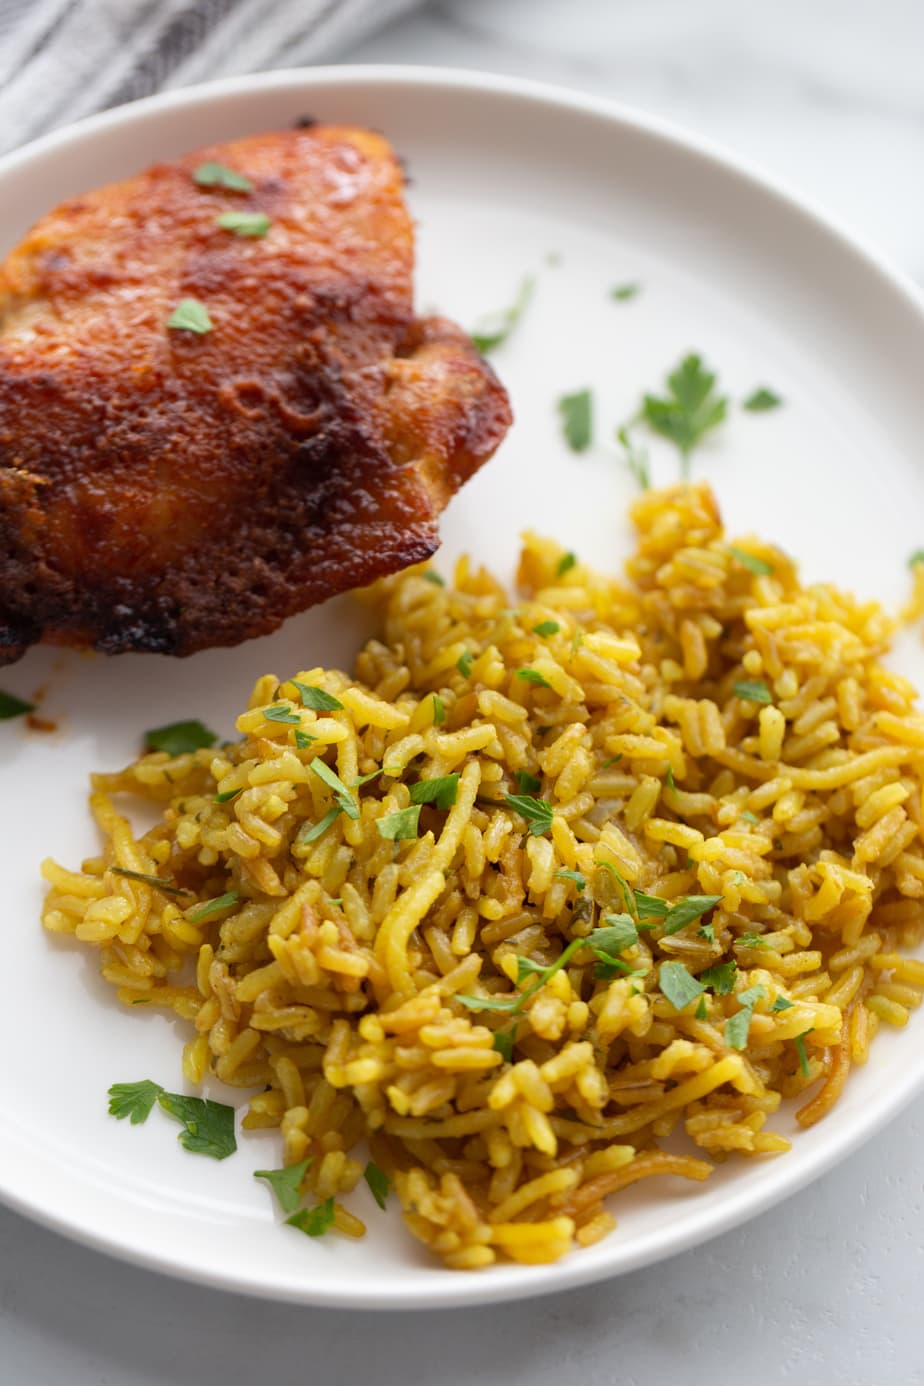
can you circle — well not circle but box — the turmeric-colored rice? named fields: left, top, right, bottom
left=42, top=482, right=924, bottom=1268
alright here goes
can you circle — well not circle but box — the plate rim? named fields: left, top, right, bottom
left=3, top=61, right=924, bottom=1310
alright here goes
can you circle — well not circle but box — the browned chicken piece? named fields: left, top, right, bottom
left=0, top=126, right=511, bottom=663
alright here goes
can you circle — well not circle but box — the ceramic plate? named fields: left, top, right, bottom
left=3, top=67, right=924, bottom=1309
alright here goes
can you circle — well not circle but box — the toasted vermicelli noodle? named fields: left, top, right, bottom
left=43, top=483, right=924, bottom=1269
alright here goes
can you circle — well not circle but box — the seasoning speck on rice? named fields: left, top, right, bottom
left=42, top=482, right=924, bottom=1270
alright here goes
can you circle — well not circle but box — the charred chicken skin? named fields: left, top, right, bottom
left=0, top=126, right=511, bottom=663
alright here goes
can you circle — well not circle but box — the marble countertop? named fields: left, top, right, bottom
left=5, top=3, right=924, bottom=1382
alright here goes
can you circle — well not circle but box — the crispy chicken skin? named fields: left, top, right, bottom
left=0, top=126, right=511, bottom=662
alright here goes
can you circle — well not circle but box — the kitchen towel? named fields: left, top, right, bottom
left=0, top=0, right=423, bottom=154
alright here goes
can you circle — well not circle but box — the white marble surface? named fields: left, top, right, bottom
left=5, top=2, right=924, bottom=1381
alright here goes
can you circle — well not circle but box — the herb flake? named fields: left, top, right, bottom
left=659, top=961, right=705, bottom=1012
left=503, top=793, right=554, bottom=837
left=292, top=682, right=344, bottom=712
left=733, top=680, right=773, bottom=705
left=471, top=276, right=535, bottom=354
left=287, top=1197, right=336, bottom=1238
left=409, top=775, right=460, bottom=810
left=642, top=353, right=727, bottom=475
left=376, top=805, right=421, bottom=841
left=108, top=1079, right=164, bottom=1125
left=216, top=210, right=271, bottom=237
left=558, top=389, right=593, bottom=452
left=728, top=546, right=773, bottom=576
left=156, top=1090, right=237, bottom=1159
left=167, top=298, right=213, bottom=334
left=364, top=1161, right=391, bottom=1210
left=194, top=161, right=254, bottom=192
left=743, top=387, right=783, bottom=412
left=0, top=689, right=34, bottom=719
left=145, top=719, right=217, bottom=756
left=254, top=1157, right=312, bottom=1214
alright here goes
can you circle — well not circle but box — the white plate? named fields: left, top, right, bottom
left=3, top=66, right=924, bottom=1311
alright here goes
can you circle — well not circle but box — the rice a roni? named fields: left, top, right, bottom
left=42, top=483, right=924, bottom=1270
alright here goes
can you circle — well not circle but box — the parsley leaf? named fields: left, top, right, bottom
left=263, top=704, right=301, bottom=725
left=908, top=550, right=924, bottom=569
left=291, top=682, right=344, bottom=712
left=457, top=651, right=474, bottom=678
left=642, top=353, right=727, bottom=476
left=724, top=984, right=767, bottom=1050
left=254, top=1157, right=312, bottom=1214
left=733, top=680, right=772, bottom=705
left=771, top=995, right=794, bottom=1012
left=611, top=282, right=640, bottom=301
left=592, top=915, right=639, bottom=955
left=695, top=996, right=708, bottom=1019
left=794, top=1029, right=813, bottom=1076
left=504, top=793, right=554, bottom=836
left=740, top=810, right=760, bottom=825
left=364, top=1161, right=391, bottom=1210
left=633, top=890, right=668, bottom=921
left=661, top=894, right=723, bottom=936
left=376, top=805, right=421, bottom=841
left=743, top=387, right=782, bottom=412
left=297, top=806, right=341, bottom=844
left=107, top=1079, right=164, bottom=1124
left=492, top=1027, right=517, bottom=1062
left=514, top=770, right=542, bottom=795
left=422, top=570, right=445, bottom=586
left=728, top=545, right=774, bottom=576
left=517, top=668, right=553, bottom=689
left=193, top=160, right=254, bottom=192
left=459, top=937, right=584, bottom=1015
left=430, top=693, right=446, bottom=725
left=145, top=719, right=217, bottom=756
left=659, top=961, right=705, bottom=1011
left=187, top=890, right=239, bottom=923
left=616, top=425, right=651, bottom=491
left=533, top=620, right=560, bottom=637
left=167, top=298, right=213, bottom=334
left=310, top=757, right=359, bottom=820
left=699, top=922, right=716, bottom=945
left=216, top=210, right=271, bottom=237
left=156, top=1091, right=237, bottom=1159
left=0, top=689, right=34, bottom=719
left=409, top=775, right=460, bottom=810
left=558, top=389, right=593, bottom=452
left=738, top=932, right=769, bottom=949
left=554, top=869, right=586, bottom=891
left=287, top=1197, right=336, bottom=1238
left=295, top=730, right=315, bottom=750
left=699, top=960, right=737, bottom=995
left=215, top=788, right=242, bottom=803
left=471, top=276, right=535, bottom=353
left=556, top=552, right=576, bottom=578
left=110, top=867, right=191, bottom=898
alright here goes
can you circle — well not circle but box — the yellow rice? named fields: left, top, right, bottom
left=42, top=482, right=924, bottom=1269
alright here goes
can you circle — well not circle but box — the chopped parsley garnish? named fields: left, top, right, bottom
left=492, top=1027, right=517, bottom=1063
left=108, top=1079, right=163, bottom=1124
left=558, top=389, right=593, bottom=452
left=503, top=793, right=554, bottom=837
left=642, top=353, right=727, bottom=476
left=634, top=890, right=669, bottom=921
left=457, top=651, right=474, bottom=678
left=738, top=932, right=769, bottom=949
left=699, top=923, right=715, bottom=944
left=430, top=693, right=446, bottom=725
left=659, top=961, right=705, bottom=1011
left=310, top=757, right=359, bottom=819
left=771, top=995, right=794, bottom=1012
left=695, top=996, right=708, bottom=1020
left=661, top=894, right=723, bottom=936
left=471, top=276, right=535, bottom=354
left=515, top=770, right=542, bottom=795
left=287, top=1197, right=336, bottom=1238
left=254, top=1157, right=312, bottom=1214
left=664, top=765, right=676, bottom=791
left=616, top=425, right=651, bottom=491
left=193, top=161, right=254, bottom=192
left=699, top=960, right=737, bottom=995
left=556, top=552, right=577, bottom=578
left=409, top=774, right=460, bottom=809
left=739, top=810, right=760, bottom=825
left=743, top=387, right=782, bottom=412
left=794, top=1030, right=813, bottom=1076
left=376, top=805, right=421, bottom=841
left=263, top=704, right=301, bottom=725
left=554, top=869, right=586, bottom=892
left=728, top=546, right=773, bottom=576
left=592, top=914, right=639, bottom=955
left=533, top=620, right=560, bottom=637
left=187, top=890, right=239, bottom=923
left=215, top=787, right=242, bottom=803
left=364, top=1161, right=391, bottom=1210
left=110, top=867, right=191, bottom=897
left=597, top=861, right=636, bottom=917
left=294, top=730, right=315, bottom=750
left=611, top=283, right=640, bottom=301
left=724, top=984, right=767, bottom=1051
left=0, top=689, right=34, bottom=719
left=167, top=298, right=214, bottom=334
left=145, top=719, right=217, bottom=756
left=517, top=668, right=553, bottom=689
left=601, top=754, right=624, bottom=770
left=908, top=550, right=924, bottom=569
left=292, top=682, right=344, bottom=712
left=146, top=1090, right=237, bottom=1159
left=458, top=936, right=584, bottom=1015
left=422, top=570, right=445, bottom=586
left=733, top=680, right=772, bottom=705
left=298, top=806, right=342, bottom=844
left=216, top=210, right=271, bottom=237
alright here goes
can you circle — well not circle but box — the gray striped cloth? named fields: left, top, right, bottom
left=0, top=0, right=422, bottom=155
